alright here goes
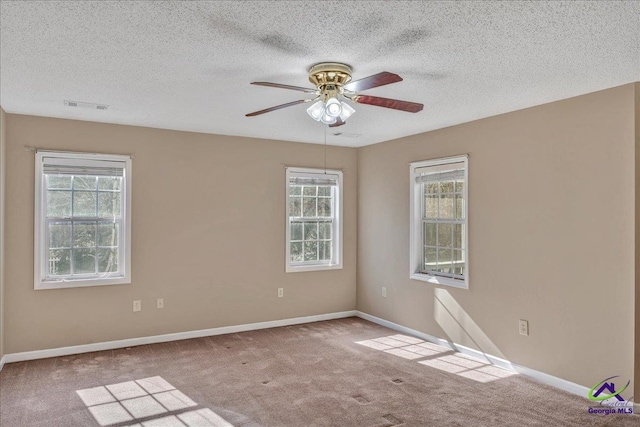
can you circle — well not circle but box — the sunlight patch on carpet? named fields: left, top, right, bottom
left=77, top=376, right=232, bottom=426
left=357, top=334, right=517, bottom=383
left=356, top=334, right=450, bottom=360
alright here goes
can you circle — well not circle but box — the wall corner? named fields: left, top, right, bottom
left=634, top=82, right=640, bottom=403
left=0, top=107, right=6, bottom=362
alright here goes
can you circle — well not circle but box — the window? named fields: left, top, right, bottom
left=286, top=167, right=343, bottom=272
left=34, top=151, right=131, bottom=289
left=410, top=155, right=468, bottom=289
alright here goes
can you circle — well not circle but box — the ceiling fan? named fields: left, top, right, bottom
left=245, top=62, right=424, bottom=127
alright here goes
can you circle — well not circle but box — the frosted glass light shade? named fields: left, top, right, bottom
left=320, top=113, right=337, bottom=124
left=325, top=98, right=342, bottom=117
left=306, top=98, right=355, bottom=125
left=306, top=101, right=325, bottom=121
left=340, top=102, right=355, bottom=121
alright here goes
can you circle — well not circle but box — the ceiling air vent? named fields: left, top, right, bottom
left=332, top=132, right=362, bottom=138
left=64, top=100, right=109, bottom=110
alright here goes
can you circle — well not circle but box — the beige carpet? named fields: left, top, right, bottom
left=0, top=317, right=635, bottom=426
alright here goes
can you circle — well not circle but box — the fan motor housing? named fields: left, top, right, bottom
left=308, top=62, right=352, bottom=88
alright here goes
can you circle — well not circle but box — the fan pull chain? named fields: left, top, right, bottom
left=324, top=125, right=327, bottom=174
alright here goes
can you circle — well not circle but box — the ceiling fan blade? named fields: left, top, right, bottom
left=329, top=118, right=345, bottom=128
left=352, top=95, right=423, bottom=113
left=246, top=99, right=310, bottom=117
left=251, top=82, right=317, bottom=93
left=343, top=72, right=403, bottom=92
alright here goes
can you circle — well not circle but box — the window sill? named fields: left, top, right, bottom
left=410, top=273, right=468, bottom=289
left=35, top=276, right=130, bottom=290
left=286, top=263, right=343, bottom=273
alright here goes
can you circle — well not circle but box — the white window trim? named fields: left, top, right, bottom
left=409, top=155, right=469, bottom=289
left=285, top=167, right=343, bottom=273
left=34, top=151, right=132, bottom=290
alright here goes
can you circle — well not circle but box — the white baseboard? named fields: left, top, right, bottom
left=355, top=310, right=590, bottom=399
left=0, top=308, right=599, bottom=401
left=0, top=310, right=358, bottom=367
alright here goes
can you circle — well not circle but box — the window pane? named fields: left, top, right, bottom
left=289, top=197, right=301, bottom=217
left=304, top=222, right=318, bottom=240
left=290, top=222, right=302, bottom=241
left=98, top=222, right=119, bottom=247
left=73, top=176, right=97, bottom=190
left=318, top=186, right=331, bottom=197
left=290, top=242, right=303, bottom=262
left=438, top=248, right=453, bottom=273
left=97, top=248, right=118, bottom=272
left=438, top=223, right=452, bottom=248
left=455, top=194, right=464, bottom=219
left=318, top=198, right=331, bottom=217
left=424, top=222, right=436, bottom=246
left=49, top=222, right=71, bottom=248
left=439, top=194, right=454, bottom=218
left=47, top=176, right=72, bottom=189
left=440, top=181, right=454, bottom=193
left=303, top=197, right=316, bottom=217
left=98, top=177, right=121, bottom=191
left=303, top=186, right=316, bottom=196
left=319, top=241, right=331, bottom=261
left=73, top=248, right=96, bottom=274
left=74, top=222, right=97, bottom=248
left=453, top=250, right=465, bottom=276
left=455, top=180, right=464, bottom=192
left=425, top=195, right=438, bottom=218
left=289, top=185, right=302, bottom=196
left=98, top=192, right=121, bottom=217
left=453, top=224, right=464, bottom=249
left=304, top=241, right=318, bottom=261
left=319, top=222, right=332, bottom=240
left=47, top=190, right=72, bottom=217
left=425, top=182, right=438, bottom=194
left=73, top=191, right=97, bottom=217
left=424, top=247, right=437, bottom=270
left=49, top=249, right=71, bottom=275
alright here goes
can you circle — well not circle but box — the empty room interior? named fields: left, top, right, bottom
left=1, top=1, right=640, bottom=426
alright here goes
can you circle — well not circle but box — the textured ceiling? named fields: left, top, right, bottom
left=1, top=1, right=639, bottom=147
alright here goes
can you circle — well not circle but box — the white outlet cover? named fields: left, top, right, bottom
left=133, top=300, right=141, bottom=312
left=519, top=319, right=529, bottom=336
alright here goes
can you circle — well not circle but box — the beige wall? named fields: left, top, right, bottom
left=0, top=107, right=6, bottom=359
left=357, top=84, right=637, bottom=389
left=3, top=115, right=358, bottom=353
left=2, top=84, right=638, bottom=393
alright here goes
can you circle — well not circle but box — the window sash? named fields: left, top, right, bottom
left=288, top=185, right=337, bottom=266
left=44, top=217, right=125, bottom=280
left=410, top=155, right=468, bottom=288
left=35, top=151, right=131, bottom=289
left=419, top=166, right=466, bottom=280
left=286, top=167, right=342, bottom=272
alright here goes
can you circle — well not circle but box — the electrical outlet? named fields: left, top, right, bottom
left=278, top=288, right=284, bottom=298
left=519, top=319, right=529, bottom=336
left=382, top=287, right=387, bottom=298
left=157, top=298, right=164, bottom=309
left=133, top=300, right=142, bottom=312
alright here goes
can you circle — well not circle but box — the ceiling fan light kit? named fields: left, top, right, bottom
left=246, top=61, right=424, bottom=127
